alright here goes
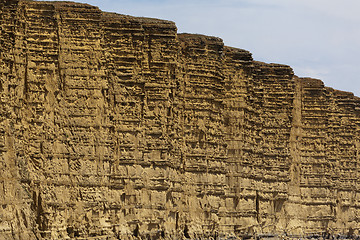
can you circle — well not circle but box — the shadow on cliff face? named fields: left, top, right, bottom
left=184, top=224, right=191, bottom=238
left=133, top=224, right=140, bottom=238
left=66, top=226, right=80, bottom=238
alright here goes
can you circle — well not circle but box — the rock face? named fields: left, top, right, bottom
left=0, top=0, right=359, bottom=239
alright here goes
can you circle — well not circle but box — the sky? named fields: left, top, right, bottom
left=44, top=0, right=360, bottom=97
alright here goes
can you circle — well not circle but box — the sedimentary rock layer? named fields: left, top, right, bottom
left=0, top=0, right=359, bottom=239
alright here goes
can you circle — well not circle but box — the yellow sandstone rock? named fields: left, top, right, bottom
left=0, top=0, right=359, bottom=239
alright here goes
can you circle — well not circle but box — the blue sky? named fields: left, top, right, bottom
left=44, top=0, right=360, bottom=97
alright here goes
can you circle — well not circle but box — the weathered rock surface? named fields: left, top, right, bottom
left=0, top=0, right=359, bottom=239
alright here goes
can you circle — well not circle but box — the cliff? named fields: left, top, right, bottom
left=0, top=0, right=359, bottom=239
